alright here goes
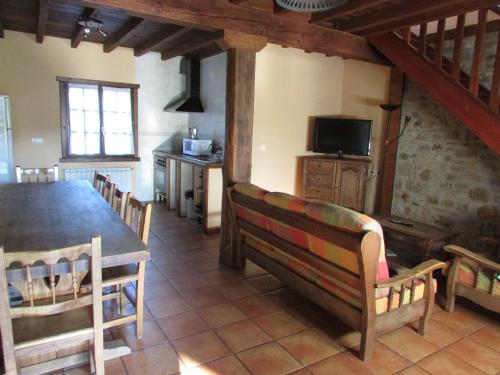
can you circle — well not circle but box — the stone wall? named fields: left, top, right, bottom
left=391, top=79, right=500, bottom=245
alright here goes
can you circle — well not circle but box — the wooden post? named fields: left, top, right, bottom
left=219, top=48, right=257, bottom=268
left=377, top=68, right=405, bottom=215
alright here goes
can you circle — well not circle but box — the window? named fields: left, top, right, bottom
left=57, top=77, right=140, bottom=161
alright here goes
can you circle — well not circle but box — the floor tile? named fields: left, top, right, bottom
left=122, top=342, right=185, bottom=375
left=216, top=319, right=273, bottom=353
left=354, top=342, right=411, bottom=375
left=469, top=326, right=500, bottom=353
left=237, top=342, right=302, bottom=375
left=308, top=352, right=372, bottom=375
left=395, top=366, right=430, bottom=375
left=233, top=294, right=281, bottom=318
left=417, top=351, right=486, bottom=375
left=444, top=337, right=500, bottom=374
left=409, top=319, right=463, bottom=348
left=188, top=355, right=251, bottom=375
left=198, top=303, right=247, bottom=328
left=288, top=303, right=334, bottom=328
left=253, top=310, right=307, bottom=339
left=144, top=267, right=168, bottom=285
left=247, top=274, right=285, bottom=293
left=181, top=287, right=227, bottom=308
left=110, top=320, right=168, bottom=351
left=143, top=279, right=180, bottom=301
left=239, top=263, right=268, bottom=279
left=157, top=264, right=198, bottom=278
left=215, top=281, right=259, bottom=301
left=151, top=253, right=184, bottom=267
left=265, top=288, right=308, bottom=308
left=145, top=295, right=192, bottom=319
left=278, top=330, right=339, bottom=366
left=312, top=318, right=361, bottom=350
left=157, top=311, right=210, bottom=340
left=288, top=369, right=313, bottom=375
left=431, top=309, right=486, bottom=335
left=377, top=327, right=440, bottom=363
left=172, top=331, right=231, bottom=368
left=202, top=269, right=244, bottom=286
left=178, top=249, right=214, bottom=262
left=169, top=275, right=211, bottom=292
left=186, top=256, right=222, bottom=273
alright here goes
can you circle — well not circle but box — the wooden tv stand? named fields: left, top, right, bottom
left=301, top=156, right=370, bottom=212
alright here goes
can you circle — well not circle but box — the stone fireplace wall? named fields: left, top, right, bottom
left=391, top=78, right=500, bottom=245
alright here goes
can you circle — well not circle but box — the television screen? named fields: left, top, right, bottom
left=313, top=118, right=372, bottom=156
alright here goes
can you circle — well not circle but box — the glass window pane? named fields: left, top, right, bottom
left=70, top=133, right=85, bottom=155
left=83, top=88, right=99, bottom=111
left=102, top=89, right=116, bottom=112
left=69, top=110, right=84, bottom=133
left=85, top=111, right=100, bottom=134
left=85, top=133, right=100, bottom=154
left=116, top=91, right=131, bottom=112
left=68, top=87, right=83, bottom=110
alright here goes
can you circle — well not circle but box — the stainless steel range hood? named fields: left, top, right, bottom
left=164, top=58, right=204, bottom=113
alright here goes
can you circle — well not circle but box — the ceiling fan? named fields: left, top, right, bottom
left=275, top=0, right=350, bottom=12
left=77, top=18, right=107, bottom=38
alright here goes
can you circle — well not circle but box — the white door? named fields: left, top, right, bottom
left=0, top=96, right=14, bottom=183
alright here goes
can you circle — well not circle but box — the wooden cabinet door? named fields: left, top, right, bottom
left=333, top=162, right=366, bottom=211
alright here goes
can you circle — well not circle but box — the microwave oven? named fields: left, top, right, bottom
left=183, top=138, right=212, bottom=156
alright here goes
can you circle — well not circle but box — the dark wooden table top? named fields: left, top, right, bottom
left=0, top=180, right=149, bottom=267
left=372, top=214, right=457, bottom=243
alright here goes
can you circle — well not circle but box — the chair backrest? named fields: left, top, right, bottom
left=16, top=165, right=59, bottom=183
left=125, top=197, right=152, bottom=245
left=0, top=237, right=104, bottom=373
left=103, top=180, right=116, bottom=204
left=93, top=172, right=108, bottom=196
left=113, top=187, right=129, bottom=220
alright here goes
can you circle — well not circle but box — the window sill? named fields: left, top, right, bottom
left=60, top=156, right=141, bottom=163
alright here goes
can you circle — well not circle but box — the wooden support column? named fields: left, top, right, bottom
left=219, top=47, right=259, bottom=268
left=378, top=68, right=405, bottom=215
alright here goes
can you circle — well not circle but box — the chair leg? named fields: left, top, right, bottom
left=418, top=275, right=435, bottom=335
left=136, top=261, right=146, bottom=338
left=445, top=258, right=460, bottom=313
left=359, top=326, right=375, bottom=361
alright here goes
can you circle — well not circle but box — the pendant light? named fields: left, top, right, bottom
left=275, top=0, right=350, bottom=13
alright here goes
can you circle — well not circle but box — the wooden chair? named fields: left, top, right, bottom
left=103, top=180, right=116, bottom=205
left=102, top=197, right=152, bottom=337
left=112, top=187, right=129, bottom=220
left=16, top=165, right=59, bottom=183
left=93, top=172, right=108, bottom=196
left=0, top=237, right=105, bottom=375
left=444, top=236, right=500, bottom=313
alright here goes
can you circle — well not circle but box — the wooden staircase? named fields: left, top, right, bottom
left=368, top=9, right=500, bottom=154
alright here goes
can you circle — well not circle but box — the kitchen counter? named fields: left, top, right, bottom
left=153, top=150, right=223, bottom=168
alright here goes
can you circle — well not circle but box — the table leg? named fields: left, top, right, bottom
left=136, top=261, right=146, bottom=338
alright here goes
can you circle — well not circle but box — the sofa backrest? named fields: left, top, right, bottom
left=231, top=183, right=389, bottom=303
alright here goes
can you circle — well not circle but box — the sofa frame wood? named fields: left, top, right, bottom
left=228, top=187, right=445, bottom=360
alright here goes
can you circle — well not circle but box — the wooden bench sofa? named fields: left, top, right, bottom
left=228, top=183, right=446, bottom=360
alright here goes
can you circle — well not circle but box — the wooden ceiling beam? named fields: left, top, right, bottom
left=427, top=19, right=500, bottom=43
left=36, top=0, right=50, bottom=43
left=310, top=0, right=389, bottom=24
left=0, top=19, right=4, bottom=39
left=134, top=25, right=191, bottom=56
left=71, top=0, right=385, bottom=64
left=103, top=17, right=144, bottom=52
left=490, top=5, right=500, bottom=15
left=216, top=30, right=267, bottom=51
left=71, top=7, right=98, bottom=48
left=161, top=30, right=224, bottom=60
left=343, top=0, right=500, bottom=36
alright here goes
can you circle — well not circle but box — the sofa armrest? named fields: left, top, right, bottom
left=444, top=244, right=500, bottom=273
left=375, top=259, right=446, bottom=289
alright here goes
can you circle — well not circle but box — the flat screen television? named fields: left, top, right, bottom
left=313, top=118, right=372, bottom=156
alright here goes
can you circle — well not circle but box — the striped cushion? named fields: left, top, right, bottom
left=267, top=219, right=309, bottom=249
left=234, top=183, right=268, bottom=201
left=305, top=202, right=389, bottom=281
left=264, top=192, right=307, bottom=213
left=234, top=205, right=268, bottom=230
left=457, top=260, right=500, bottom=296
left=375, top=279, right=437, bottom=315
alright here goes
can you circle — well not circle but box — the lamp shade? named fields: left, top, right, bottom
left=275, top=0, right=350, bottom=12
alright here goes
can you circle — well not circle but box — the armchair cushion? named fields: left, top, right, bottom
left=458, top=261, right=500, bottom=296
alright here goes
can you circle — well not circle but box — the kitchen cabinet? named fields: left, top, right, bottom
left=302, top=156, right=369, bottom=212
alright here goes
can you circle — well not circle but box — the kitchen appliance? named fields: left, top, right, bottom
left=153, top=154, right=167, bottom=201
left=0, top=96, right=14, bottom=184
left=164, top=58, right=204, bottom=113
left=183, top=138, right=212, bottom=156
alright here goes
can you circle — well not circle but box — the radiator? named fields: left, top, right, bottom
left=63, top=167, right=133, bottom=192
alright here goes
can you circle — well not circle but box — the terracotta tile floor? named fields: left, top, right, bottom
left=70, top=204, right=500, bottom=374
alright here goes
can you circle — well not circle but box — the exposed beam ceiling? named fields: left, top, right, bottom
left=103, top=17, right=144, bottom=52
left=134, top=25, right=190, bottom=56
left=310, top=0, right=389, bottom=25
left=71, top=7, right=99, bottom=48
left=161, top=30, right=224, bottom=60
left=343, top=0, right=500, bottom=36
left=72, top=0, right=385, bottom=64
left=36, top=0, right=50, bottom=43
